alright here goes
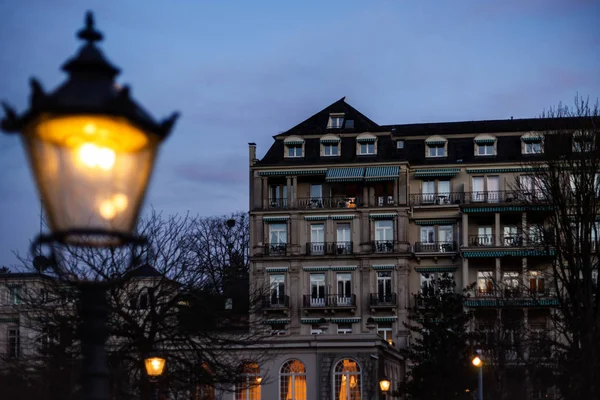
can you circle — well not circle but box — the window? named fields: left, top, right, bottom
left=9, top=286, right=21, bottom=305
left=269, top=223, right=287, bottom=255
left=7, top=328, right=20, bottom=358
left=420, top=226, right=435, bottom=244
left=377, top=272, right=392, bottom=302
left=428, top=144, right=446, bottom=157
left=310, top=224, right=325, bottom=255
left=359, top=142, right=375, bottom=155
left=502, top=272, right=520, bottom=297
left=437, top=180, right=450, bottom=199
left=270, top=275, right=286, bottom=307
left=333, top=359, right=361, bottom=400
left=310, top=273, right=326, bottom=306
left=529, top=225, right=544, bottom=244
left=471, top=177, right=485, bottom=202
left=519, top=175, right=544, bottom=200
left=337, top=323, right=353, bottom=334
left=503, top=226, right=520, bottom=246
left=422, top=180, right=435, bottom=203
left=396, top=140, right=404, bottom=149
left=377, top=324, right=393, bottom=345
left=420, top=273, right=435, bottom=296
left=528, top=271, right=546, bottom=295
left=477, top=271, right=494, bottom=296
left=337, top=273, right=352, bottom=305
left=375, top=220, right=394, bottom=252
left=324, top=143, right=339, bottom=156
left=486, top=176, right=500, bottom=202
left=573, top=137, right=592, bottom=152
left=477, top=143, right=495, bottom=155
left=328, top=114, right=344, bottom=129
left=139, top=292, right=149, bottom=309
left=336, top=223, right=352, bottom=254
left=280, top=360, right=306, bottom=400
left=287, top=145, right=302, bottom=158
left=235, top=362, right=261, bottom=400
left=345, top=119, right=354, bottom=129
left=269, top=185, right=287, bottom=208
left=524, top=142, right=542, bottom=154
left=308, top=184, right=323, bottom=208
left=475, top=226, right=493, bottom=246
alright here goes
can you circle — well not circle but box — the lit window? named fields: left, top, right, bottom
left=333, top=359, right=361, bottom=400
left=359, top=142, right=375, bottom=155
left=477, top=143, right=495, bottom=155
left=428, top=144, right=446, bottom=157
left=377, top=324, right=393, bottom=345
left=324, top=143, right=339, bottom=156
left=235, top=362, right=261, bottom=400
left=287, top=145, right=302, bottom=157
left=477, top=271, right=494, bottom=296
left=280, top=360, right=307, bottom=400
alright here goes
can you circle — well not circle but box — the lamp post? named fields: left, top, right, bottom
left=145, top=354, right=167, bottom=400
left=379, top=376, right=391, bottom=399
left=1, top=11, right=178, bottom=400
left=472, top=350, right=483, bottom=400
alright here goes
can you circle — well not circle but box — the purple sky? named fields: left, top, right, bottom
left=0, top=0, right=599, bottom=267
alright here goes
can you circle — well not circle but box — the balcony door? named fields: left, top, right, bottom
left=377, top=272, right=392, bottom=302
left=422, top=181, right=435, bottom=203
left=472, top=177, right=484, bottom=202
left=375, top=220, right=394, bottom=252
left=310, top=224, right=325, bottom=255
left=477, top=271, right=494, bottom=296
left=487, top=176, right=500, bottom=203
left=270, top=274, right=285, bottom=306
left=437, top=180, right=451, bottom=204
left=310, top=184, right=323, bottom=208
left=438, top=225, right=453, bottom=251
left=477, top=226, right=493, bottom=246
left=336, top=223, right=351, bottom=254
left=310, top=273, right=326, bottom=306
left=337, top=273, right=352, bottom=306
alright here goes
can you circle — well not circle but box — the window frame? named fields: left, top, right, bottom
left=328, top=114, right=345, bottom=129
left=427, top=144, right=446, bottom=158
left=476, top=143, right=495, bottom=156
left=323, top=143, right=339, bottom=156
left=287, top=145, right=303, bottom=158
left=279, top=359, right=307, bottom=400
left=375, top=220, right=394, bottom=241
left=333, top=359, right=362, bottom=400
left=358, top=142, right=375, bottom=155
left=7, top=327, right=20, bottom=358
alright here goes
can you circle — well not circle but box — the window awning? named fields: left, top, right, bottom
left=263, top=216, right=289, bottom=222
left=326, top=167, right=365, bottom=182
left=331, top=318, right=361, bottom=323
left=414, top=219, right=457, bottom=226
left=414, top=267, right=457, bottom=273
left=284, top=140, right=304, bottom=145
left=330, top=214, right=355, bottom=220
left=365, top=166, right=400, bottom=181
left=522, top=136, right=543, bottom=143
left=373, top=316, right=397, bottom=323
left=425, top=140, right=446, bottom=145
left=414, top=168, right=460, bottom=178
left=320, top=137, right=341, bottom=144
left=474, top=138, right=496, bottom=144
left=0, top=317, right=19, bottom=323
left=331, top=266, right=357, bottom=271
left=264, top=319, right=290, bottom=325
left=258, top=169, right=326, bottom=176
left=265, top=267, right=289, bottom=273
left=369, top=213, right=397, bottom=220
left=304, top=215, right=328, bottom=221
left=356, top=136, right=377, bottom=143
left=372, top=265, right=395, bottom=270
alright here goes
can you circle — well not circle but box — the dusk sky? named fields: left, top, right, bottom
left=0, top=0, right=599, bottom=267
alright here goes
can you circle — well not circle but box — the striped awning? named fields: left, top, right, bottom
left=462, top=249, right=555, bottom=258
left=0, top=317, right=19, bottom=323
left=284, top=140, right=305, bottom=145
left=326, top=167, right=365, bottom=182
left=465, top=299, right=559, bottom=307
left=264, top=319, right=290, bottom=325
left=320, top=137, right=341, bottom=143
left=331, top=214, right=355, bottom=220
left=265, top=267, right=289, bottom=273
left=365, top=166, right=400, bottom=181
left=301, top=318, right=326, bottom=324
left=258, top=169, right=327, bottom=176
left=373, top=316, right=397, bottom=323
left=425, top=140, right=446, bottom=145
left=522, top=136, right=543, bottom=143
left=465, top=167, right=545, bottom=174
left=303, top=266, right=329, bottom=271
left=414, top=168, right=460, bottom=178
left=331, top=266, right=357, bottom=271
left=414, top=219, right=457, bottom=226
left=474, top=138, right=496, bottom=144
left=369, top=213, right=396, bottom=220
left=356, top=136, right=377, bottom=143
left=331, top=318, right=361, bottom=323
left=304, top=215, right=328, bottom=221
left=263, top=216, right=289, bottom=222
left=372, top=265, right=395, bottom=270
left=414, top=267, right=457, bottom=273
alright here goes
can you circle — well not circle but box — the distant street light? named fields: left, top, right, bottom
left=472, top=350, right=483, bottom=400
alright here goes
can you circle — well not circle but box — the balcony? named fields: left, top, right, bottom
left=468, top=234, right=496, bottom=246
left=263, top=243, right=288, bottom=256
left=297, top=196, right=360, bottom=210
left=267, top=199, right=288, bottom=209
left=410, top=192, right=463, bottom=206
left=262, top=295, right=290, bottom=310
left=370, top=293, right=397, bottom=308
left=463, top=190, right=549, bottom=205
left=302, top=294, right=356, bottom=308
left=371, top=240, right=397, bottom=254
left=414, top=241, right=457, bottom=253
left=305, top=242, right=353, bottom=256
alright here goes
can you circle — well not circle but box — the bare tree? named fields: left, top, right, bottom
left=8, top=210, right=269, bottom=399
left=516, top=96, right=600, bottom=399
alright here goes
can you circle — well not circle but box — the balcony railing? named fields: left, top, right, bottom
left=414, top=241, right=457, bottom=253
left=371, top=240, right=397, bottom=253
left=463, top=190, right=549, bottom=204
left=306, top=242, right=353, bottom=256
left=469, top=234, right=496, bottom=246
left=267, top=199, right=288, bottom=209
left=370, top=293, right=397, bottom=307
left=302, top=294, right=356, bottom=308
left=410, top=192, right=463, bottom=206
left=297, top=197, right=360, bottom=209
left=262, top=295, right=290, bottom=309
left=263, top=243, right=288, bottom=256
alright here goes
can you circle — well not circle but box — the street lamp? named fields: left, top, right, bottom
left=1, top=11, right=178, bottom=400
left=379, top=376, right=391, bottom=398
left=145, top=354, right=167, bottom=400
left=472, top=351, right=483, bottom=400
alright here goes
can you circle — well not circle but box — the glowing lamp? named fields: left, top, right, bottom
left=472, top=356, right=482, bottom=367
left=379, top=377, right=391, bottom=393
left=144, top=356, right=166, bottom=378
left=1, top=12, right=178, bottom=247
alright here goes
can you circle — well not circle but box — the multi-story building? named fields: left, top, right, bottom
left=245, top=97, right=578, bottom=399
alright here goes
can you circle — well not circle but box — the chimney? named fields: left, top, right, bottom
left=248, top=142, right=257, bottom=166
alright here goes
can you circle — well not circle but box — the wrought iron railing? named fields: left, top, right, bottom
left=267, top=198, right=288, bottom=209
left=263, top=243, right=287, bottom=256
left=302, top=294, right=356, bottom=308
left=305, top=242, right=353, bottom=256
left=468, top=234, right=496, bottom=246
left=262, top=295, right=289, bottom=309
left=414, top=241, right=457, bottom=253
left=370, top=293, right=397, bottom=307
left=410, top=192, right=463, bottom=206
left=297, top=197, right=360, bottom=209
left=371, top=240, right=396, bottom=253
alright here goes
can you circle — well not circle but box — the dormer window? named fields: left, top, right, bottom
left=573, top=132, right=593, bottom=152
left=356, top=133, right=377, bottom=155
left=328, top=113, right=344, bottom=129
left=474, top=134, right=497, bottom=156
left=320, top=135, right=341, bottom=157
left=425, top=136, right=447, bottom=158
left=522, top=133, right=543, bottom=154
left=284, top=136, right=304, bottom=158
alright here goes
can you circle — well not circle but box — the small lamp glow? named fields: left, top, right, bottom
left=255, top=376, right=262, bottom=384
left=379, top=377, right=391, bottom=393
left=145, top=356, right=166, bottom=378
left=472, top=355, right=482, bottom=367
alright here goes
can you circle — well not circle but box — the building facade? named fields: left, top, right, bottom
left=245, top=97, right=575, bottom=399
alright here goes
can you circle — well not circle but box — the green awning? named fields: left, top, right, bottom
left=321, top=138, right=341, bottom=143
left=365, top=166, right=400, bottom=181
left=414, top=219, right=457, bottom=226
left=414, top=168, right=460, bottom=178
left=331, top=266, right=357, bottom=271
left=304, top=215, right=328, bottom=221
left=369, top=213, right=397, bottom=220
left=302, top=318, right=327, bottom=324
left=326, top=167, right=365, bottom=182
left=425, top=140, right=447, bottom=145
left=330, top=214, right=355, bottom=220
left=6, top=283, right=22, bottom=288
left=265, top=267, right=289, bottom=273
left=356, top=137, right=377, bottom=143
left=264, top=319, right=290, bottom=325
left=263, top=216, right=290, bottom=222
left=522, top=136, right=543, bottom=143
left=464, top=298, right=559, bottom=307
left=303, top=266, right=329, bottom=271
left=463, top=206, right=526, bottom=213
left=462, top=250, right=556, bottom=258
left=0, top=317, right=19, bottom=323
left=372, top=265, right=395, bottom=270
left=258, top=169, right=327, bottom=176
left=284, top=140, right=305, bottom=145
left=414, top=267, right=457, bottom=273
left=331, top=318, right=361, bottom=323
left=465, top=167, right=545, bottom=174
left=474, top=138, right=496, bottom=144
left=373, top=316, right=397, bottom=322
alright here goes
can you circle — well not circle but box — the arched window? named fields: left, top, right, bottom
left=235, top=362, right=261, bottom=400
left=280, top=359, right=307, bottom=400
left=333, top=359, right=361, bottom=400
